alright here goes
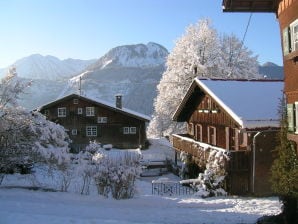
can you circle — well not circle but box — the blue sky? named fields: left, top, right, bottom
left=0, top=0, right=282, bottom=68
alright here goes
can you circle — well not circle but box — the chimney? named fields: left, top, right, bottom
left=115, top=94, right=123, bottom=109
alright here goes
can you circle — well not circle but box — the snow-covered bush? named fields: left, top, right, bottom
left=90, top=142, right=142, bottom=199
left=180, top=149, right=230, bottom=198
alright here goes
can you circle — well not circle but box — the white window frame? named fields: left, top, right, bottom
left=207, top=126, right=216, bottom=145
left=290, top=19, right=298, bottom=52
left=97, top=117, right=108, bottom=123
left=72, top=129, right=77, bottom=135
left=86, top=107, right=95, bottom=117
left=123, top=127, right=136, bottom=134
left=78, top=108, right=83, bottom=115
left=73, top=99, right=79, bottom=104
left=86, top=126, right=97, bottom=137
left=130, top=127, right=136, bottom=134
left=58, top=107, right=66, bottom=117
left=123, top=127, right=130, bottom=134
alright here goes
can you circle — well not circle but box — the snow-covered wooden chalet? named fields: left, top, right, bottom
left=172, top=78, right=284, bottom=196
left=38, top=94, right=150, bottom=152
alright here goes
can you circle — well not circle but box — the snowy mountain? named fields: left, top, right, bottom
left=0, top=54, right=96, bottom=80
left=259, top=62, right=284, bottom=80
left=18, top=43, right=168, bottom=115
left=88, top=42, right=168, bottom=69
left=8, top=43, right=283, bottom=116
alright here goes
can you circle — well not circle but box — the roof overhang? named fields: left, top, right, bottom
left=172, top=79, right=243, bottom=127
left=38, top=93, right=150, bottom=122
left=222, top=0, right=280, bottom=13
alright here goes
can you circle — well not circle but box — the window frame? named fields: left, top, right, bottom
left=195, top=124, right=202, bottom=142
left=86, top=126, right=97, bottom=137
left=72, top=129, right=77, bottom=135
left=130, top=127, right=137, bottom=134
left=73, top=99, right=79, bottom=104
left=86, top=107, right=95, bottom=117
left=290, top=19, right=298, bottom=52
left=123, top=127, right=130, bottom=134
left=58, top=107, right=66, bottom=117
left=97, top=116, right=108, bottom=123
left=78, top=108, right=83, bottom=115
left=207, top=126, right=216, bottom=145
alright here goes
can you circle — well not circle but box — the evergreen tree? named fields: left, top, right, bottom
left=271, top=100, right=298, bottom=223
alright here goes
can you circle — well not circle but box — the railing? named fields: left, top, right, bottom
left=152, top=179, right=195, bottom=196
left=171, top=134, right=210, bottom=164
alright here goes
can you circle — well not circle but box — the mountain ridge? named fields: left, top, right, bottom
left=0, top=43, right=284, bottom=116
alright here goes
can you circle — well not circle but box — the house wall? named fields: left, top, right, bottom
left=187, top=94, right=246, bottom=150
left=278, top=0, right=298, bottom=101
left=40, top=96, right=147, bottom=151
left=277, top=0, right=298, bottom=154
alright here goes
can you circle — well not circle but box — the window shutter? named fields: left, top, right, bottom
left=283, top=27, right=291, bottom=55
left=287, top=104, right=295, bottom=132
left=295, top=102, right=298, bottom=134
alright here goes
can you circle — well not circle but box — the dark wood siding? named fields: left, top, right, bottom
left=40, top=95, right=147, bottom=151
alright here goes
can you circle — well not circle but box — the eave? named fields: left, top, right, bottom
left=222, top=0, right=280, bottom=13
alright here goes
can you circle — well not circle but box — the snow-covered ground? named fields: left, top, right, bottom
left=0, top=139, right=281, bottom=224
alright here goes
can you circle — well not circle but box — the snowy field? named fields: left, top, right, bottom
left=0, top=139, right=281, bottom=224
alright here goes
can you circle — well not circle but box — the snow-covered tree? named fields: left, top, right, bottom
left=147, top=18, right=260, bottom=137
left=219, top=34, right=260, bottom=79
left=0, top=68, right=70, bottom=176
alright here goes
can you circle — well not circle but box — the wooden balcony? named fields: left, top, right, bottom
left=171, top=134, right=250, bottom=171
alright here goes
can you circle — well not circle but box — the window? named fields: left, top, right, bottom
left=123, top=127, right=137, bottom=134
left=78, top=108, right=83, bottom=115
left=97, top=117, right=108, bottom=123
left=58, top=107, right=66, bottom=117
left=73, top=99, right=79, bottom=104
left=283, top=19, right=298, bottom=55
left=231, top=128, right=239, bottom=150
left=195, top=124, right=202, bottom=142
left=86, top=107, right=95, bottom=116
left=86, top=126, right=97, bottom=137
left=291, top=19, right=298, bottom=52
left=123, top=127, right=130, bottom=134
left=130, top=127, right=136, bottom=134
left=72, top=129, right=77, bottom=135
left=207, top=126, right=216, bottom=145
left=188, top=123, right=194, bottom=135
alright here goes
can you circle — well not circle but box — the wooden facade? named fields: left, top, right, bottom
left=222, top=0, right=298, bottom=153
left=172, top=79, right=281, bottom=196
left=38, top=94, right=150, bottom=152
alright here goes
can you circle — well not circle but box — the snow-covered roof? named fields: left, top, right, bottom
left=174, top=78, right=284, bottom=129
left=38, top=93, right=150, bottom=122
